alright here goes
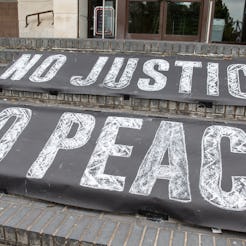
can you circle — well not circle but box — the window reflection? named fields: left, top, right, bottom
left=128, top=1, right=160, bottom=34
left=212, top=0, right=246, bottom=43
left=166, top=2, right=200, bottom=36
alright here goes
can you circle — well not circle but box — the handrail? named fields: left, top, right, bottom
left=25, top=10, right=54, bottom=27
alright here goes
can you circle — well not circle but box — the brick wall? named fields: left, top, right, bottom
left=0, top=89, right=245, bottom=122
left=0, top=3, right=19, bottom=37
left=1, top=38, right=246, bottom=56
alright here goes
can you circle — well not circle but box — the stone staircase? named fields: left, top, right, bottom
left=0, top=38, right=246, bottom=245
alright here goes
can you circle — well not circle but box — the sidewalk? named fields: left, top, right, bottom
left=0, top=193, right=244, bottom=246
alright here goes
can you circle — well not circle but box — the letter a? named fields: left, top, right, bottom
left=130, top=121, right=191, bottom=202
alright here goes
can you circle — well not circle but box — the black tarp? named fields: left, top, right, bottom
left=1, top=52, right=246, bottom=105
left=0, top=102, right=245, bottom=232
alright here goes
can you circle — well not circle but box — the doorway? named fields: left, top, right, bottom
left=88, top=0, right=117, bottom=39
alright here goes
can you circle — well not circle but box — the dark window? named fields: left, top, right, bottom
left=128, top=1, right=160, bottom=34
left=166, top=2, right=200, bottom=36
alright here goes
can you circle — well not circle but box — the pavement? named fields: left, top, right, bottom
left=0, top=193, right=243, bottom=245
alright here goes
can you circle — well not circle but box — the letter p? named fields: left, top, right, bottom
left=26, top=113, right=95, bottom=179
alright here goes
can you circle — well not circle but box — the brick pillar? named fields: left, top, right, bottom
left=0, top=1, right=19, bottom=37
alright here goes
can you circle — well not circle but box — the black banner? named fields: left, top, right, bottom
left=1, top=52, right=246, bottom=105
left=0, top=103, right=245, bottom=232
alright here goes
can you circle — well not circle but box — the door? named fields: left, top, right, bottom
left=126, top=0, right=203, bottom=41
left=88, top=0, right=117, bottom=39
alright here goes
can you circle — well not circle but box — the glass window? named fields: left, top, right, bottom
left=128, top=1, right=160, bottom=34
left=88, top=0, right=116, bottom=39
left=212, top=0, right=246, bottom=43
left=166, top=2, right=200, bottom=36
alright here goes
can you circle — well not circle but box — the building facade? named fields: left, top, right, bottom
left=0, top=0, right=246, bottom=44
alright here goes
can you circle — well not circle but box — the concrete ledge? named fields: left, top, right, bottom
left=0, top=193, right=244, bottom=245
left=0, top=89, right=245, bottom=122
left=0, top=38, right=246, bottom=57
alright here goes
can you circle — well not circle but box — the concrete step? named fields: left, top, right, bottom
left=0, top=193, right=244, bottom=246
left=0, top=40, right=246, bottom=245
left=1, top=37, right=246, bottom=58
left=0, top=87, right=244, bottom=123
